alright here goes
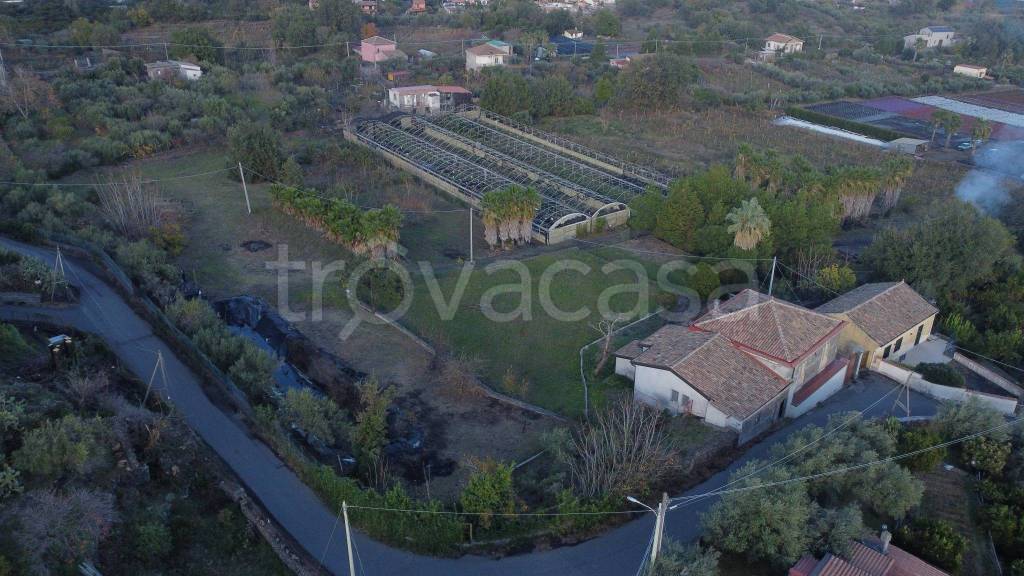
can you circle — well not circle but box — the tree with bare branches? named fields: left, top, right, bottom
left=0, top=67, right=57, bottom=120
left=95, top=171, right=167, bottom=240
left=563, top=398, right=679, bottom=499
left=591, top=318, right=621, bottom=376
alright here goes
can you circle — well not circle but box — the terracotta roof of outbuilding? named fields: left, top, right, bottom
left=766, top=33, right=803, bottom=43
left=694, top=289, right=844, bottom=365
left=466, top=43, right=509, bottom=56
left=815, top=281, right=937, bottom=345
left=362, top=35, right=397, bottom=45
left=615, top=325, right=789, bottom=420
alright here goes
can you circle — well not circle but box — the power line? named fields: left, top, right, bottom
left=0, top=167, right=235, bottom=188
left=670, top=382, right=903, bottom=504
left=669, top=415, right=1022, bottom=509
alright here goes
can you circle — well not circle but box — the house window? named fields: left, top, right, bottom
left=914, top=324, right=924, bottom=345
left=893, top=337, right=903, bottom=354
left=669, top=390, right=679, bottom=403
left=883, top=344, right=892, bottom=359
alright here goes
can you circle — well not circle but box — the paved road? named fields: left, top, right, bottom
left=0, top=237, right=939, bottom=576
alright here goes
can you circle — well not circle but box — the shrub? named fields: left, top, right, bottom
left=898, top=426, right=947, bottom=472
left=0, top=323, right=30, bottom=362
left=281, top=388, right=344, bottom=445
left=352, top=378, right=392, bottom=471
left=917, top=363, right=965, bottom=388
left=228, top=342, right=277, bottom=400
left=895, top=518, right=966, bottom=573
left=962, top=436, right=1012, bottom=476
left=460, top=459, right=516, bottom=530
left=132, top=519, right=172, bottom=562
left=13, top=415, right=110, bottom=479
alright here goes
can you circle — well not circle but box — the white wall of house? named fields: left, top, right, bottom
left=786, top=367, right=846, bottom=418
left=614, top=356, right=635, bottom=380
left=180, top=65, right=202, bottom=80
left=765, top=39, right=802, bottom=53
left=631, top=365, right=734, bottom=426
left=466, top=53, right=507, bottom=71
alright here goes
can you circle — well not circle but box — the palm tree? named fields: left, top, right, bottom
left=480, top=192, right=501, bottom=249
left=942, top=112, right=962, bottom=150
left=725, top=197, right=771, bottom=251
left=514, top=186, right=541, bottom=245
left=880, top=156, right=913, bottom=213
left=971, top=118, right=992, bottom=155
left=913, top=37, right=926, bottom=62
left=929, top=110, right=947, bottom=143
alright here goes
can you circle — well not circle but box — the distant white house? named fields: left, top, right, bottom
left=757, top=33, right=803, bottom=61
left=563, top=28, right=583, bottom=40
left=465, top=40, right=511, bottom=71
left=903, top=26, right=958, bottom=50
left=145, top=60, right=202, bottom=81
left=953, top=64, right=987, bottom=79
left=764, top=33, right=803, bottom=54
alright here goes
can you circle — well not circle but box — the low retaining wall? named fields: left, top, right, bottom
left=953, top=352, right=1023, bottom=398
left=873, top=360, right=1019, bottom=415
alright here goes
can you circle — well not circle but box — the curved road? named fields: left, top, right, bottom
left=0, top=238, right=938, bottom=576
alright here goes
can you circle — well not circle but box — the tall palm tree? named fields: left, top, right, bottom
left=880, top=156, right=913, bottom=213
left=971, top=118, right=992, bottom=155
left=929, top=110, right=947, bottom=143
left=941, top=112, right=962, bottom=149
left=480, top=192, right=501, bottom=249
left=514, top=186, right=541, bottom=244
left=725, top=197, right=771, bottom=251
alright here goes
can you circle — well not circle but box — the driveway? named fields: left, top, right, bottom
left=0, top=237, right=939, bottom=576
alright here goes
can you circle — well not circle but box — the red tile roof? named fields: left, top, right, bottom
left=616, top=325, right=789, bottom=420
left=816, top=281, right=937, bottom=346
left=767, top=33, right=803, bottom=44
left=790, top=539, right=950, bottom=576
left=695, top=290, right=844, bottom=365
left=792, top=357, right=848, bottom=406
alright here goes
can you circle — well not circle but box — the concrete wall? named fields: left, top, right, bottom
left=873, top=359, right=1019, bottom=415
left=953, top=352, right=1023, bottom=398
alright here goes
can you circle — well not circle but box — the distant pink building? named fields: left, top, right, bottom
left=360, top=36, right=399, bottom=63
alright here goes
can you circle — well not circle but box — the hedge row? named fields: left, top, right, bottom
left=785, top=106, right=905, bottom=142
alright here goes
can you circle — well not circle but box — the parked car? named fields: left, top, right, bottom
left=955, top=141, right=973, bottom=151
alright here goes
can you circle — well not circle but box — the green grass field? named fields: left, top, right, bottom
left=403, top=247, right=664, bottom=417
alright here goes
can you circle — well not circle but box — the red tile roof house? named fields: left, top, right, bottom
left=615, top=290, right=849, bottom=441
left=790, top=527, right=950, bottom=576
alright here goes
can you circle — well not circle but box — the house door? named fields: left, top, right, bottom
left=914, top=324, right=924, bottom=346
left=777, top=398, right=787, bottom=420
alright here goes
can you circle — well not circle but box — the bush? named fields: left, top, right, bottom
left=897, top=426, right=947, bottom=472
left=460, top=460, right=516, bottom=530
left=917, top=363, right=965, bottom=388
left=13, top=415, right=110, bottom=479
left=281, top=388, right=344, bottom=445
left=895, top=518, right=966, bottom=573
left=0, top=323, right=31, bottom=362
left=962, top=436, right=1012, bottom=476
left=132, top=519, right=172, bottom=562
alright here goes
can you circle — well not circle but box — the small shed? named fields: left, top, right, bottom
left=953, top=64, right=987, bottom=79
left=889, top=138, right=929, bottom=154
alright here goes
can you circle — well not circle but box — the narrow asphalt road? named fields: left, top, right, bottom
left=0, top=237, right=939, bottom=576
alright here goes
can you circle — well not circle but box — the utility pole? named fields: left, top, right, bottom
left=142, top=351, right=166, bottom=407
left=468, top=207, right=474, bottom=263
left=51, top=245, right=68, bottom=301
left=818, top=34, right=823, bottom=50
left=0, top=46, right=7, bottom=89
left=650, top=492, right=669, bottom=570
left=238, top=162, right=252, bottom=215
left=342, top=501, right=356, bottom=576
left=345, top=41, right=350, bottom=58
left=163, top=42, right=169, bottom=60
left=767, top=256, right=777, bottom=297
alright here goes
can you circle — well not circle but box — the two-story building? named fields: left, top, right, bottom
left=360, top=35, right=406, bottom=64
